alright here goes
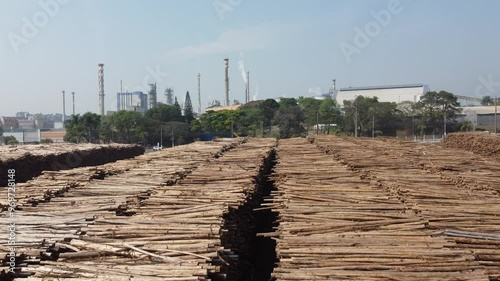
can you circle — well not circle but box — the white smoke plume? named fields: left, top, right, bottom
left=253, top=83, right=259, bottom=101
left=238, top=59, right=248, bottom=84
left=308, top=87, right=322, bottom=96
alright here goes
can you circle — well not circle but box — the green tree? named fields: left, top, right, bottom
left=273, top=105, right=305, bottom=139
left=460, top=120, right=474, bottom=132
left=258, top=99, right=279, bottom=130
left=113, top=110, right=145, bottom=143
left=80, top=112, right=101, bottom=143
left=100, top=115, right=116, bottom=143
left=184, top=91, right=194, bottom=123
left=279, top=97, right=298, bottom=108
left=417, top=91, right=461, bottom=135
left=481, top=96, right=494, bottom=106
left=64, top=113, right=101, bottom=143
left=4, top=136, right=18, bottom=145
left=64, top=114, right=85, bottom=143
left=344, top=96, right=403, bottom=137
left=174, top=97, right=181, bottom=112
left=145, top=104, right=182, bottom=123
left=298, top=97, right=322, bottom=128
left=319, top=98, right=342, bottom=133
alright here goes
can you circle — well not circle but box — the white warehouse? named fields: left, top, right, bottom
left=336, top=84, right=429, bottom=107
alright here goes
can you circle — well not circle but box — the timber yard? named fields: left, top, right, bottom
left=0, top=132, right=499, bottom=281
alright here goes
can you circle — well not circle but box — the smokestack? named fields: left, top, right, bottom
left=71, top=92, right=75, bottom=115
left=224, top=58, right=229, bottom=106
left=98, top=63, right=105, bottom=116
left=62, top=91, right=66, bottom=127
left=198, top=73, right=201, bottom=114
left=246, top=71, right=250, bottom=104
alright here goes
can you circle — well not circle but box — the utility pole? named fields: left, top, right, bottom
left=62, top=91, right=66, bottom=128
left=495, top=95, right=498, bottom=134
left=231, top=119, right=234, bottom=138
left=443, top=111, right=447, bottom=137
left=316, top=111, right=319, bottom=135
left=260, top=121, right=264, bottom=138
left=160, top=127, right=163, bottom=148
left=71, top=92, right=75, bottom=116
left=353, top=106, right=358, bottom=138
left=372, top=115, right=375, bottom=139
left=171, top=128, right=174, bottom=147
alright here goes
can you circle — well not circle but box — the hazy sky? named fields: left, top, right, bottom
left=1, top=0, right=500, bottom=116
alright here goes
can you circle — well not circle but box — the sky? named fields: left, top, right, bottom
left=1, top=0, right=500, bottom=116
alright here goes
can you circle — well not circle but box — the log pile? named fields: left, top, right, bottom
left=442, top=132, right=500, bottom=158
left=2, top=138, right=277, bottom=280
left=271, top=138, right=489, bottom=280
left=0, top=143, right=145, bottom=187
left=0, top=139, right=243, bottom=280
left=311, top=136, right=500, bottom=279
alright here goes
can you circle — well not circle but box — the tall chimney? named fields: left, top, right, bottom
left=224, top=58, right=229, bottom=106
left=198, top=73, right=201, bottom=114
left=71, top=92, right=75, bottom=115
left=98, top=63, right=105, bottom=116
left=246, top=71, right=250, bottom=104
left=62, top=91, right=66, bottom=127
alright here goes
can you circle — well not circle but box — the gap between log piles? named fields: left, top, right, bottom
left=209, top=147, right=279, bottom=281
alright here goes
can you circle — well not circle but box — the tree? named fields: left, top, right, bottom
left=298, top=97, right=322, bottom=128
left=279, top=98, right=298, bottom=108
left=80, top=112, right=101, bottom=143
left=273, top=105, right=306, bottom=139
left=258, top=99, right=279, bottom=130
left=460, top=120, right=474, bottom=132
left=64, top=113, right=101, bottom=143
left=319, top=98, right=342, bottom=133
left=481, top=96, right=494, bottom=106
left=145, top=104, right=182, bottom=123
left=344, top=96, right=403, bottom=137
left=184, top=91, right=194, bottom=123
left=417, top=91, right=461, bottom=136
left=64, top=114, right=85, bottom=143
left=113, top=110, right=145, bottom=143
left=100, top=115, right=116, bottom=143
left=174, top=97, right=181, bottom=113
left=4, top=136, right=18, bottom=145
left=397, top=101, right=419, bottom=136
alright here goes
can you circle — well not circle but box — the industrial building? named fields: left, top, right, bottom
left=2, top=129, right=41, bottom=144
left=116, top=92, right=148, bottom=113
left=336, top=84, right=429, bottom=106
left=459, top=106, right=499, bottom=132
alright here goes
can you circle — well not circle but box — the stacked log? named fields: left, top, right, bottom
left=2, top=138, right=277, bottom=280
left=0, top=143, right=145, bottom=186
left=271, top=138, right=488, bottom=280
left=311, top=135, right=500, bottom=279
left=0, top=139, right=243, bottom=280
left=442, top=132, right=500, bottom=158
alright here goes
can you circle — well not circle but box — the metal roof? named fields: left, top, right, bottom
left=339, top=84, right=425, bottom=92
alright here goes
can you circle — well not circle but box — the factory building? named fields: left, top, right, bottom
left=336, top=84, right=429, bottom=106
left=459, top=106, right=499, bottom=132
left=2, top=129, right=41, bottom=144
left=116, top=92, right=149, bottom=114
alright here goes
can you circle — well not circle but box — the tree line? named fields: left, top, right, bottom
left=63, top=90, right=470, bottom=145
